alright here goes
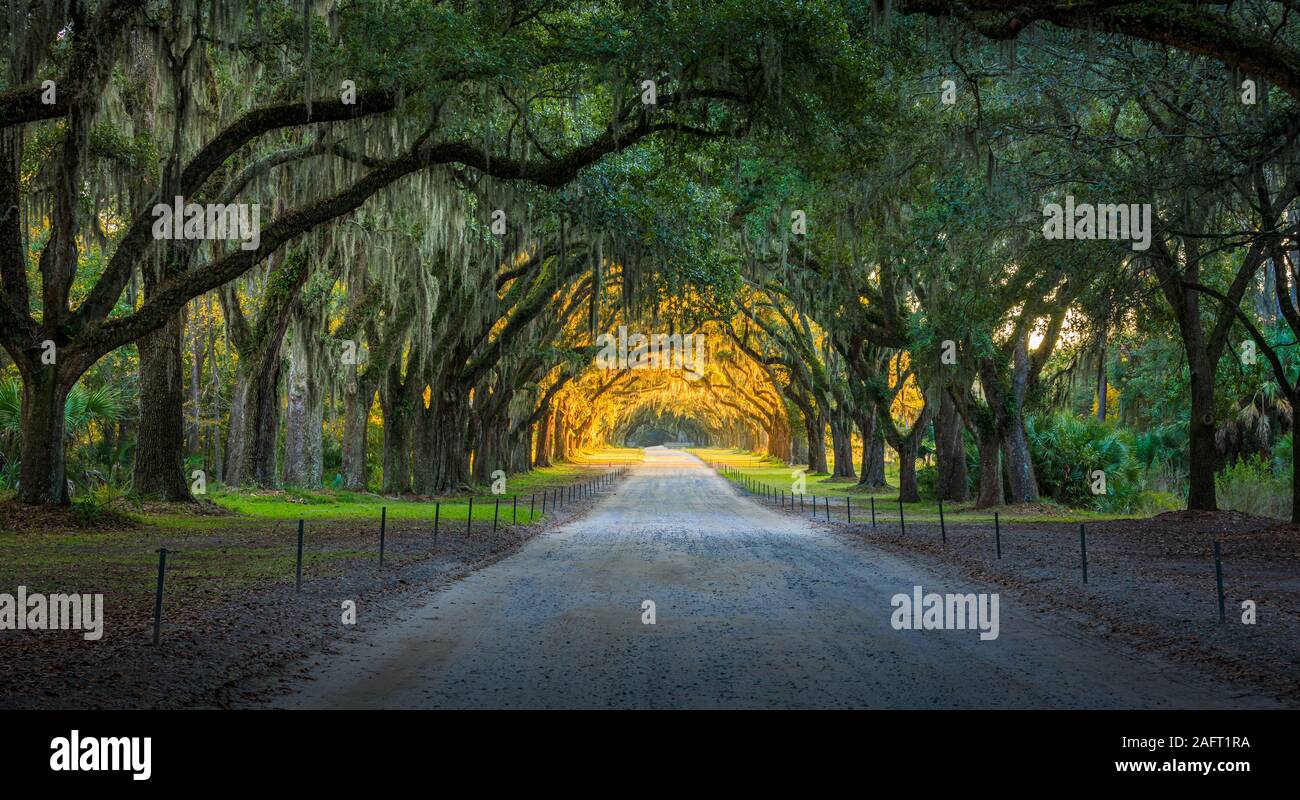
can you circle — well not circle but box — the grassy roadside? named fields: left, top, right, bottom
left=201, top=446, right=643, bottom=524
left=689, top=446, right=1145, bottom=524
left=0, top=447, right=643, bottom=601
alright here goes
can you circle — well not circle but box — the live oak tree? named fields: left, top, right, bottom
left=5, top=0, right=843, bottom=505
left=896, top=0, right=1300, bottom=101
left=6, top=0, right=1300, bottom=522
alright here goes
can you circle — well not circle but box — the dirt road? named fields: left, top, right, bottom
left=268, top=448, right=1277, bottom=709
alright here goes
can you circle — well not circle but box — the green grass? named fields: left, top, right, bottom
left=173, top=546, right=374, bottom=583
left=206, top=487, right=542, bottom=525
left=690, top=447, right=1148, bottom=523
left=0, top=522, right=416, bottom=599
left=0, top=447, right=644, bottom=603
left=138, top=446, right=645, bottom=526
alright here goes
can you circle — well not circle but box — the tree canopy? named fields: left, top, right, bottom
left=3, top=0, right=1300, bottom=523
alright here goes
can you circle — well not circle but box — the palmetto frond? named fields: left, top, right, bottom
left=0, top=378, right=124, bottom=440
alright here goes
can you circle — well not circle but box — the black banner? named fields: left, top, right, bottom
left=1, top=710, right=1284, bottom=787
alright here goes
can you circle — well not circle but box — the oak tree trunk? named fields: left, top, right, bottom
left=857, top=410, right=887, bottom=488
left=18, top=369, right=71, bottom=505
left=935, top=391, right=969, bottom=501
left=431, top=389, right=472, bottom=492
left=133, top=312, right=193, bottom=500
left=1187, top=360, right=1219, bottom=510
left=1001, top=413, right=1039, bottom=504
left=224, top=353, right=282, bottom=488
left=534, top=408, right=553, bottom=468
left=896, top=434, right=922, bottom=502
left=828, top=409, right=856, bottom=480
left=804, top=411, right=828, bottom=473
left=341, top=380, right=374, bottom=490
left=411, top=400, right=437, bottom=494
left=380, top=372, right=413, bottom=494
left=282, top=327, right=324, bottom=487
left=975, top=427, right=1003, bottom=508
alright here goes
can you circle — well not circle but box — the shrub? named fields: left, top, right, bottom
left=1272, top=432, right=1292, bottom=473
left=1134, top=422, right=1188, bottom=471
left=916, top=464, right=938, bottom=499
left=1216, top=457, right=1291, bottom=520
left=1141, top=459, right=1187, bottom=497
left=71, top=482, right=142, bottom=525
left=1026, top=412, right=1141, bottom=512
left=1129, top=489, right=1184, bottom=516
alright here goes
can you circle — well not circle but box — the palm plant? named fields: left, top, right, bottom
left=1135, top=423, right=1189, bottom=471
left=0, top=377, right=125, bottom=491
left=1026, top=412, right=1141, bottom=510
left=1219, top=381, right=1293, bottom=465
left=0, top=377, right=123, bottom=439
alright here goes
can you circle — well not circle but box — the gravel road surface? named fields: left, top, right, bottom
left=270, top=447, right=1276, bottom=709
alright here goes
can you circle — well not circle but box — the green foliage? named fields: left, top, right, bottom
left=0, top=377, right=124, bottom=440
left=1216, top=457, right=1291, bottom=521
left=0, top=377, right=126, bottom=492
left=1272, top=433, right=1293, bottom=473
left=916, top=463, right=937, bottom=499
left=71, top=482, right=143, bottom=525
left=6, top=0, right=1300, bottom=523
left=65, top=384, right=125, bottom=438
left=1026, top=412, right=1141, bottom=512
left=0, top=378, right=15, bottom=437
left=1134, top=423, right=1189, bottom=473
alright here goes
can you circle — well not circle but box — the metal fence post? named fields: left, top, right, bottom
left=1214, top=541, right=1225, bottom=623
left=938, top=498, right=946, bottom=544
left=296, top=519, right=304, bottom=592
left=152, top=548, right=168, bottom=645
left=1079, top=524, right=1089, bottom=584
left=379, top=506, right=387, bottom=570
